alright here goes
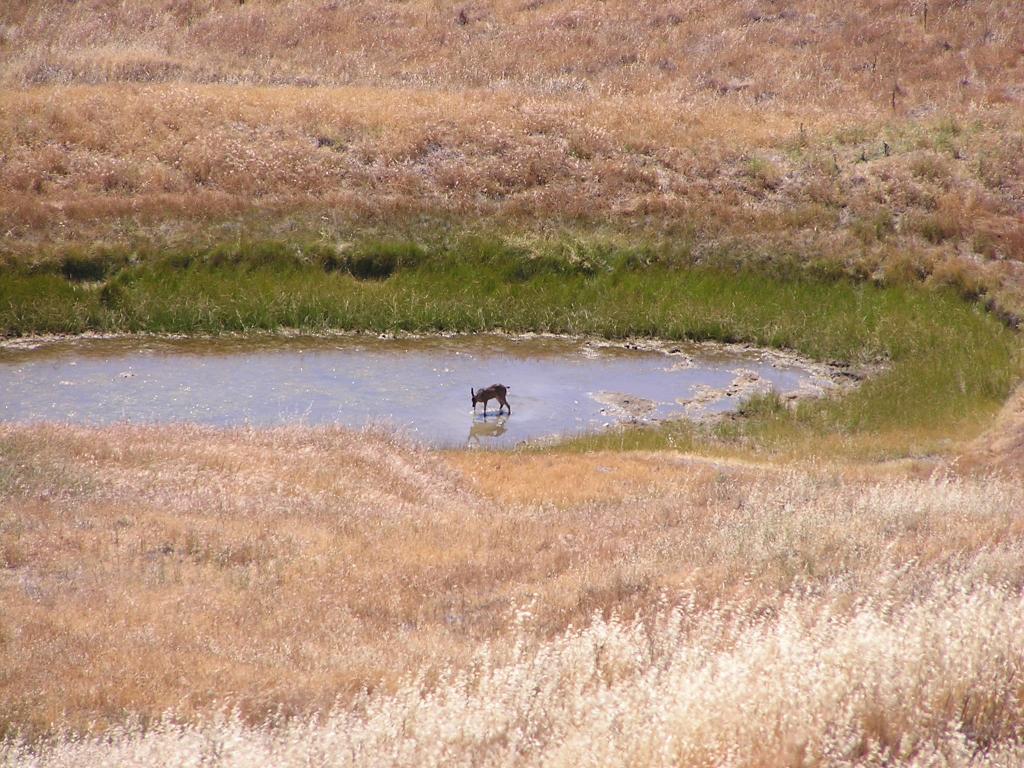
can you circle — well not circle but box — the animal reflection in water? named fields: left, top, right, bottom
left=467, top=415, right=509, bottom=446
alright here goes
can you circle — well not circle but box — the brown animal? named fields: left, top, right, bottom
left=471, top=384, right=511, bottom=415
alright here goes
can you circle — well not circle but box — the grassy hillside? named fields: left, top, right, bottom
left=1, top=1, right=1023, bottom=313
left=4, top=0, right=1020, bottom=99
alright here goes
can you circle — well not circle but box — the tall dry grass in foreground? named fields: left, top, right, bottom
left=2, top=423, right=1024, bottom=765
left=5, top=581, right=1024, bottom=767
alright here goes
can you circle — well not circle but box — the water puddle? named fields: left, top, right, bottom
left=0, top=335, right=843, bottom=447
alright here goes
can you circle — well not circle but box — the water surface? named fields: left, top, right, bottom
left=0, top=335, right=835, bottom=447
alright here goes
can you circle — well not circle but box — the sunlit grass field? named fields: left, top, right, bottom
left=2, top=424, right=1024, bottom=766
left=2, top=1, right=1024, bottom=319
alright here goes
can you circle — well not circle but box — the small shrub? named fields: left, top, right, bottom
left=745, top=156, right=782, bottom=191
left=804, top=177, right=842, bottom=207
left=910, top=212, right=961, bottom=244
left=348, top=251, right=399, bottom=280
left=833, top=124, right=871, bottom=145
left=737, top=389, right=786, bottom=418
left=157, top=251, right=196, bottom=271
left=60, top=253, right=113, bottom=282
left=344, top=240, right=426, bottom=280
left=909, top=153, right=951, bottom=183
left=614, top=251, right=655, bottom=272
left=503, top=254, right=577, bottom=282
left=99, top=277, right=130, bottom=309
left=851, top=209, right=895, bottom=243
left=972, top=230, right=999, bottom=259
left=929, top=258, right=988, bottom=301
left=880, top=249, right=933, bottom=284
left=932, top=116, right=963, bottom=157
left=805, top=257, right=850, bottom=282
left=205, top=241, right=303, bottom=271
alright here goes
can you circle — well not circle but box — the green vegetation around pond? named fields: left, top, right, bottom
left=1, top=237, right=1019, bottom=458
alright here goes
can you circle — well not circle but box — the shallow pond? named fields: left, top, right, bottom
left=0, top=335, right=838, bottom=447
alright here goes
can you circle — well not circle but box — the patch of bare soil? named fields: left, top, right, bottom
left=961, top=384, right=1024, bottom=474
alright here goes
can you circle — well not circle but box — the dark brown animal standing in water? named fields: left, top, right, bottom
left=472, top=384, right=511, bottom=415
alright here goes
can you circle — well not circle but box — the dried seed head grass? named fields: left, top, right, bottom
left=2, top=424, right=1024, bottom=764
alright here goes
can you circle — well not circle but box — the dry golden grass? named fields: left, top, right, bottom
left=1, top=1, right=1023, bottom=311
left=963, top=383, right=1024, bottom=471
left=2, top=422, right=1024, bottom=764
left=9, top=582, right=1024, bottom=766
left=3, top=6, right=1024, bottom=761
left=3, top=0, right=1022, bottom=105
